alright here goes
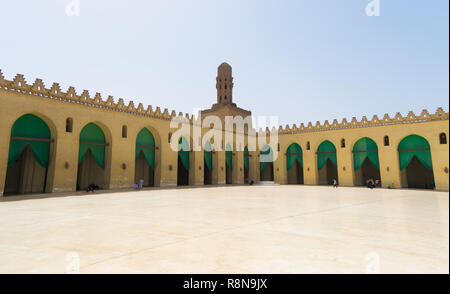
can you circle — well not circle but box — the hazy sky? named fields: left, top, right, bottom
left=1, top=0, right=448, bottom=127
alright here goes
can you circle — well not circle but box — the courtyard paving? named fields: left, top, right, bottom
left=0, top=185, right=448, bottom=274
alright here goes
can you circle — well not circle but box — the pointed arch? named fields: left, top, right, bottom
left=352, top=137, right=381, bottom=186
left=317, top=140, right=338, bottom=185
left=8, top=114, right=51, bottom=168
left=244, top=146, right=250, bottom=183
left=260, top=145, right=273, bottom=171
left=286, top=143, right=304, bottom=184
left=178, top=136, right=190, bottom=170
left=225, top=143, right=233, bottom=170
left=352, top=137, right=379, bottom=170
left=135, top=128, right=155, bottom=168
left=79, top=123, right=106, bottom=168
left=398, top=134, right=434, bottom=189
left=76, top=122, right=109, bottom=191
left=286, top=143, right=303, bottom=171
left=4, top=114, right=54, bottom=195
left=135, top=128, right=156, bottom=187
left=398, top=135, right=432, bottom=170
left=177, top=136, right=190, bottom=186
left=317, top=140, right=337, bottom=170
left=260, top=145, right=274, bottom=181
left=225, top=143, right=233, bottom=184
left=244, top=146, right=249, bottom=171
left=204, top=141, right=213, bottom=185
left=204, top=141, right=213, bottom=171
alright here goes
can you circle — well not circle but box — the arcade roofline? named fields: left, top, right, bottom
left=0, top=69, right=447, bottom=137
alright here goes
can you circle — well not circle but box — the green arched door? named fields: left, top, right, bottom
left=352, top=137, right=380, bottom=186
left=135, top=128, right=155, bottom=187
left=4, top=114, right=51, bottom=195
left=244, top=146, right=249, bottom=183
left=225, top=144, right=233, bottom=184
left=286, top=143, right=303, bottom=184
left=204, top=141, right=213, bottom=185
left=398, top=135, right=434, bottom=189
left=77, top=123, right=106, bottom=190
left=177, top=137, right=190, bottom=186
left=317, top=140, right=338, bottom=185
left=260, top=145, right=274, bottom=181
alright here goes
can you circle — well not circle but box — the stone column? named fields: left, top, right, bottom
left=217, top=150, right=226, bottom=184
left=192, top=151, right=204, bottom=185
left=336, top=147, right=355, bottom=186
left=160, top=147, right=178, bottom=187
left=274, top=148, right=286, bottom=184
left=233, top=150, right=244, bottom=184
left=0, top=115, right=11, bottom=196
left=429, top=133, right=449, bottom=191
left=50, top=122, right=79, bottom=192
left=303, top=149, right=318, bottom=185
left=378, top=142, right=402, bottom=188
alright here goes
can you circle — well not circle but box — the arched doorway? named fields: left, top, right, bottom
left=353, top=137, right=381, bottom=186
left=4, top=114, right=52, bottom=195
left=225, top=144, right=233, bottom=184
left=398, top=135, right=434, bottom=189
left=77, top=123, right=107, bottom=191
left=135, top=128, right=155, bottom=187
left=177, top=137, right=190, bottom=186
left=317, top=140, right=338, bottom=185
left=204, top=141, right=213, bottom=185
left=244, top=146, right=249, bottom=183
left=260, top=145, right=274, bottom=182
left=286, top=143, right=304, bottom=184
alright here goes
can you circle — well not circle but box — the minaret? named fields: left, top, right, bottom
left=216, top=62, right=233, bottom=105
left=201, top=62, right=251, bottom=122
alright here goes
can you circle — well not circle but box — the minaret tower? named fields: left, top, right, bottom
left=216, top=62, right=233, bottom=105
left=201, top=62, right=251, bottom=123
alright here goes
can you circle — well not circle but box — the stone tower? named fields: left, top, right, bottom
left=201, top=62, right=251, bottom=122
left=216, top=62, right=233, bottom=105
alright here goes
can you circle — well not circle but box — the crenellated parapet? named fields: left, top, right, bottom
left=277, top=108, right=449, bottom=135
left=0, top=69, right=195, bottom=123
left=1, top=69, right=447, bottom=134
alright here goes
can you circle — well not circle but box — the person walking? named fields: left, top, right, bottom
left=139, top=178, right=144, bottom=189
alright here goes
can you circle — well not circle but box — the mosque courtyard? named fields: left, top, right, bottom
left=0, top=185, right=448, bottom=274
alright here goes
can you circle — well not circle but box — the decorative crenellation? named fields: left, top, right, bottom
left=276, top=108, right=449, bottom=135
left=0, top=69, right=196, bottom=123
left=0, top=69, right=448, bottom=134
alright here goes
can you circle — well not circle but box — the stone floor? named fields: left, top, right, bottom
left=0, top=185, right=448, bottom=274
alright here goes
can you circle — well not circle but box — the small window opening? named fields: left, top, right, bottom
left=66, top=118, right=73, bottom=133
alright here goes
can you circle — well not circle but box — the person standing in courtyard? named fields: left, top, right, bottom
left=332, top=179, right=338, bottom=188
left=139, top=178, right=144, bottom=189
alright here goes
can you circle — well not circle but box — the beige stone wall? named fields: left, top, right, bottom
left=0, top=88, right=174, bottom=194
left=0, top=73, right=448, bottom=196
left=275, top=120, right=449, bottom=190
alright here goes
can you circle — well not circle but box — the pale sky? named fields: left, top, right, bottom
left=0, top=0, right=448, bottom=127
